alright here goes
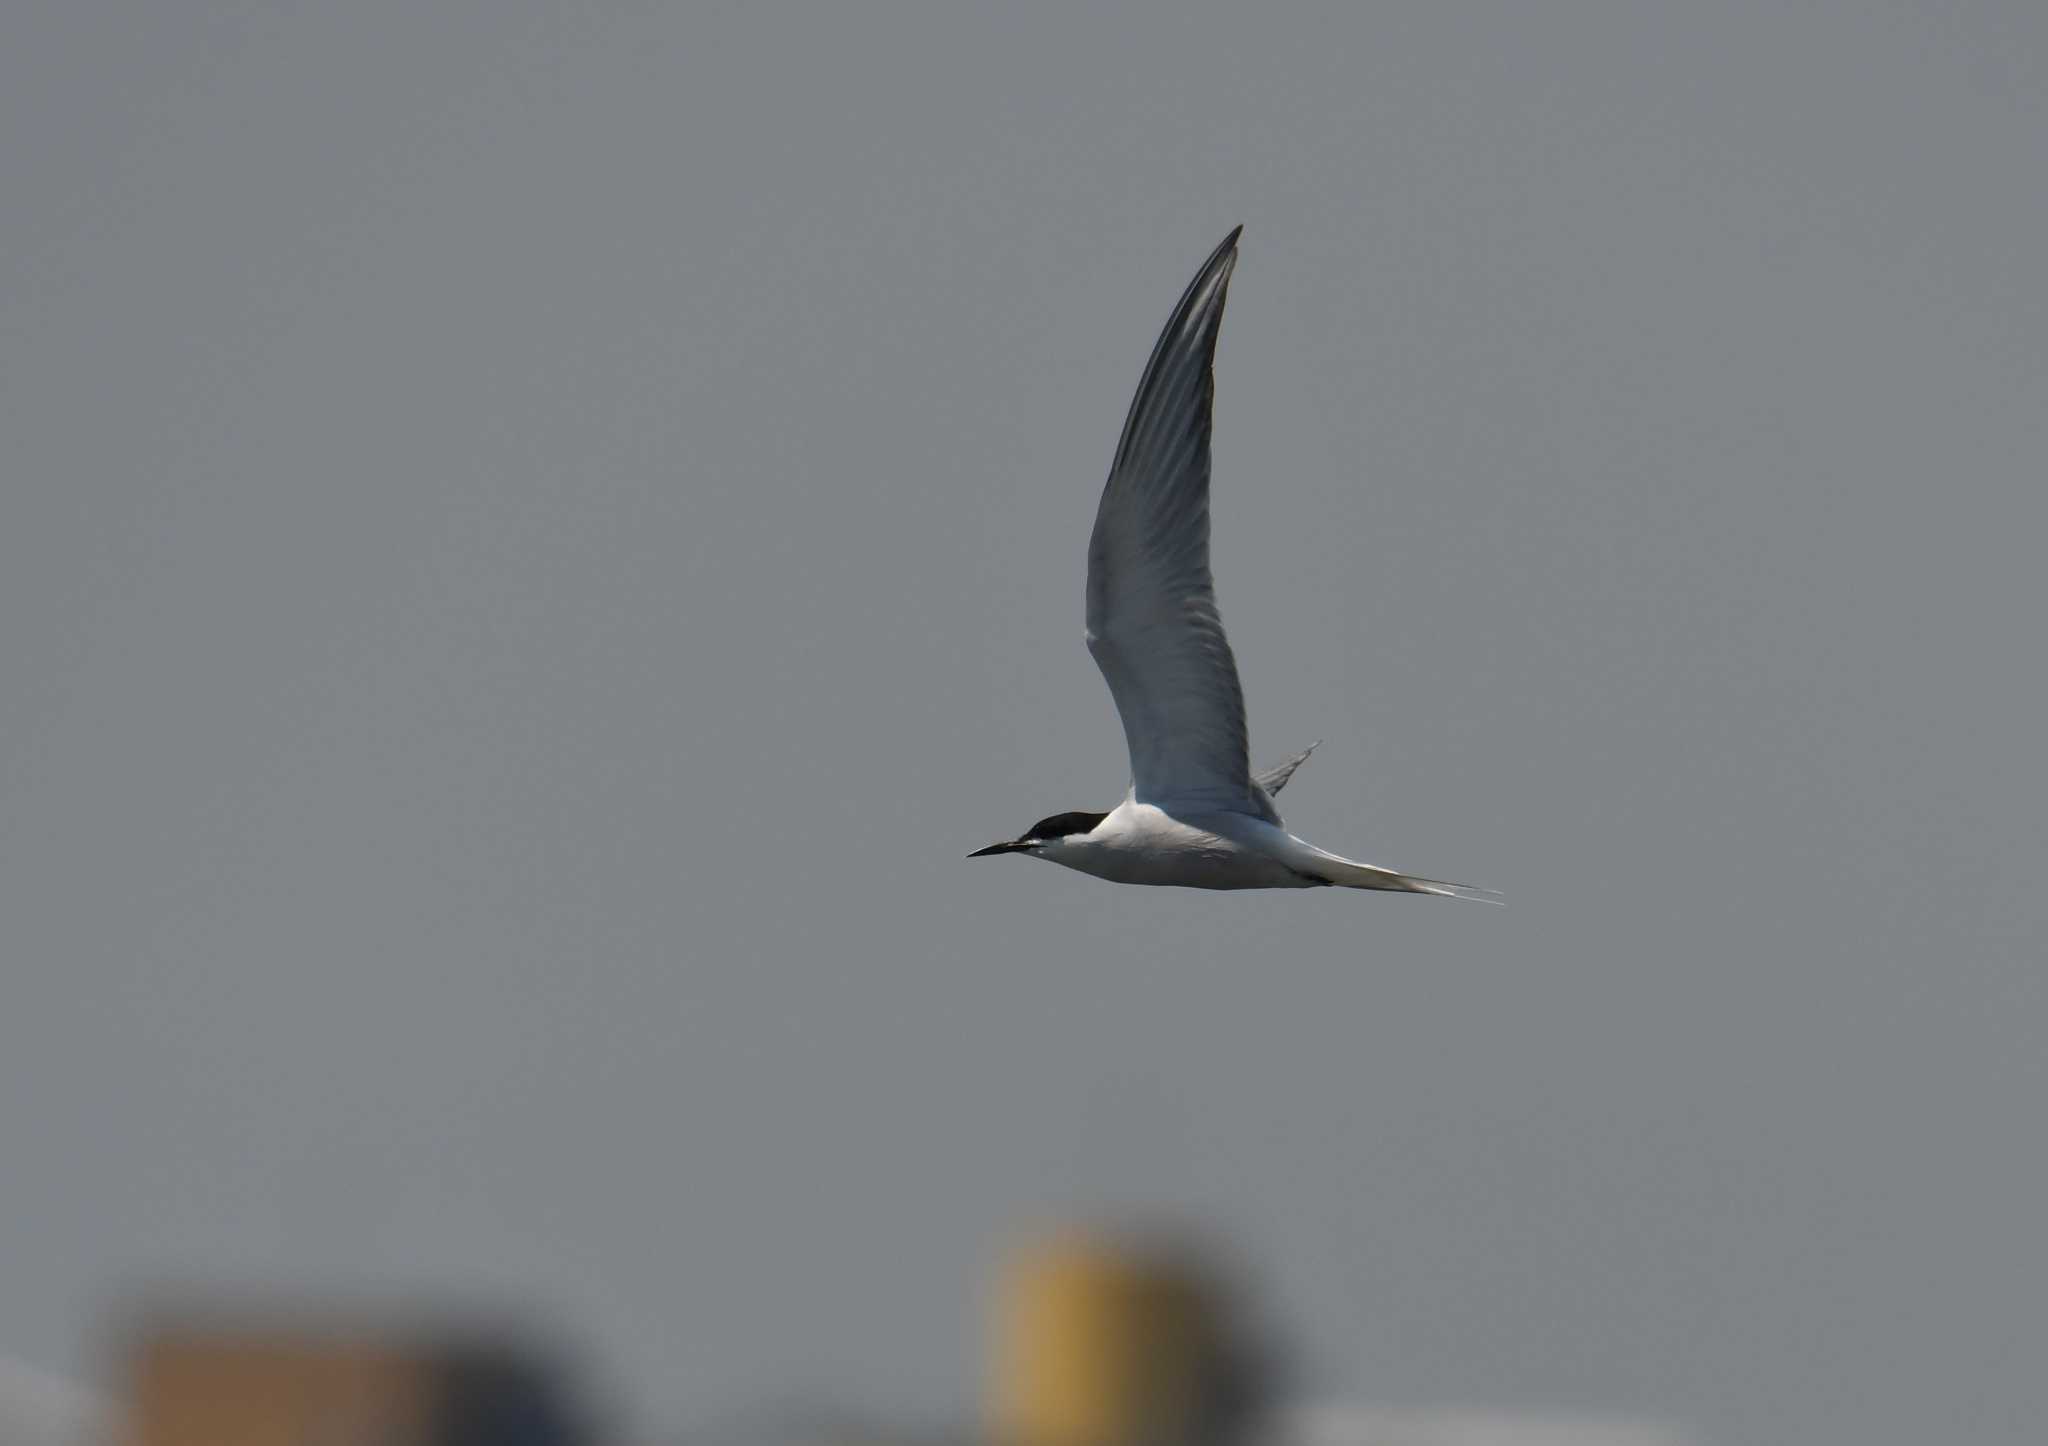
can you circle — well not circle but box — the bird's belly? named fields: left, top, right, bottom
left=1043, top=806, right=1325, bottom=890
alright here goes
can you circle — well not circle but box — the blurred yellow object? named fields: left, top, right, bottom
left=988, top=1233, right=1227, bottom=1446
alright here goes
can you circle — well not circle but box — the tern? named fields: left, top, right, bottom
left=971, top=228, right=1494, bottom=899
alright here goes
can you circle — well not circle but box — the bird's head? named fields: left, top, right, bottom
left=968, top=810, right=1108, bottom=859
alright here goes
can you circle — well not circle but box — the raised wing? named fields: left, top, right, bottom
left=1085, top=227, right=1273, bottom=820
left=1254, top=742, right=1319, bottom=798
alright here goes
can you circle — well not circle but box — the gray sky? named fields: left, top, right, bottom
left=3, top=5, right=2044, bottom=1444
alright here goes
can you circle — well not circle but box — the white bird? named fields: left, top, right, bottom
left=971, top=228, right=1494, bottom=900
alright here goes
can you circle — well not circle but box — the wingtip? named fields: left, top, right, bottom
left=1204, top=225, right=1245, bottom=273
left=1203, top=228, right=1245, bottom=298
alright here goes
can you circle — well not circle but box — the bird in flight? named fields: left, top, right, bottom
left=971, top=228, right=1494, bottom=899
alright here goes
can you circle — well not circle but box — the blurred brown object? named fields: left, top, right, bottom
left=987, top=1232, right=1243, bottom=1446
left=119, top=1311, right=581, bottom=1446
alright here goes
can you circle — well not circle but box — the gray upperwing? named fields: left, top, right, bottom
left=1085, top=227, right=1272, bottom=820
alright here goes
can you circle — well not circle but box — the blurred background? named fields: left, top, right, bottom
left=3, top=4, right=2044, bottom=1444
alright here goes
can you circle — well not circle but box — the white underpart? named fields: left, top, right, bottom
left=1035, top=801, right=1482, bottom=896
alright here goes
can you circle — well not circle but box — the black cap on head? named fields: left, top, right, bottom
left=968, top=809, right=1108, bottom=858
left=1025, top=810, right=1108, bottom=842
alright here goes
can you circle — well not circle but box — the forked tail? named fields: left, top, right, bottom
left=1294, top=840, right=1501, bottom=902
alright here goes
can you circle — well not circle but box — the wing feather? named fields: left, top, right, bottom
left=1085, top=228, right=1273, bottom=820
left=1253, top=742, right=1319, bottom=798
